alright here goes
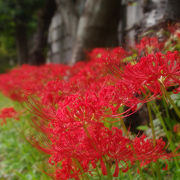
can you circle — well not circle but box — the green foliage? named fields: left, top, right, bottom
left=0, top=0, right=47, bottom=65
left=0, top=0, right=43, bottom=36
left=0, top=35, right=17, bottom=73
left=0, top=93, right=51, bottom=179
left=136, top=125, right=149, bottom=131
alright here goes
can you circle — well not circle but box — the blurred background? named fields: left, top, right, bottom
left=0, top=0, right=180, bottom=72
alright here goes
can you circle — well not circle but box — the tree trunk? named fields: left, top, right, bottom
left=165, top=0, right=180, bottom=20
left=122, top=0, right=180, bottom=45
left=15, top=22, right=29, bottom=65
left=141, top=0, right=180, bottom=32
left=29, top=0, right=56, bottom=65
left=56, top=0, right=79, bottom=39
left=70, top=0, right=121, bottom=64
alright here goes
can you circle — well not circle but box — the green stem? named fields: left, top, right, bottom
left=130, top=141, right=145, bottom=180
left=120, top=118, right=129, bottom=137
left=147, top=103, right=162, bottom=179
left=151, top=102, right=173, bottom=148
left=160, top=82, right=180, bottom=118
left=162, top=96, right=170, bottom=119
left=155, top=160, right=162, bottom=180
left=162, top=96, right=172, bottom=130
left=150, top=164, right=156, bottom=180
left=73, top=158, right=89, bottom=180
left=95, top=166, right=102, bottom=180
left=166, top=92, right=180, bottom=119
left=103, top=156, right=112, bottom=180
left=121, top=117, right=145, bottom=180
left=137, top=161, right=145, bottom=180
left=147, top=103, right=156, bottom=145
left=119, top=169, right=123, bottom=179
left=127, top=162, right=133, bottom=180
left=150, top=101, right=179, bottom=169
left=106, top=162, right=113, bottom=180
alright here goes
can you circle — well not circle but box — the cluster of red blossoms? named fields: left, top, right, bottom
left=0, top=107, right=18, bottom=125
left=0, top=31, right=180, bottom=179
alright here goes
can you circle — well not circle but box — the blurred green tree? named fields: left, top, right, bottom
left=0, top=0, right=56, bottom=65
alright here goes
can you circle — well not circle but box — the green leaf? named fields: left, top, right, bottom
left=136, top=125, right=149, bottom=131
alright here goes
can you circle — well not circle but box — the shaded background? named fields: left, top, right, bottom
left=0, top=0, right=180, bottom=72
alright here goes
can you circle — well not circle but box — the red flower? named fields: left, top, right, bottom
left=136, top=37, right=163, bottom=55
left=0, top=107, right=18, bottom=125
left=121, top=51, right=180, bottom=100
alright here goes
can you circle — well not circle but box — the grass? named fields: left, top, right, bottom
left=0, top=93, right=51, bottom=180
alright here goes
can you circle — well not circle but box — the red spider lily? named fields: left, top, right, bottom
left=23, top=89, right=180, bottom=180
left=131, top=135, right=173, bottom=167
left=173, top=123, right=180, bottom=133
left=121, top=51, right=180, bottom=100
left=34, top=115, right=175, bottom=179
left=0, top=107, right=18, bottom=125
left=0, top=29, right=179, bottom=180
left=24, top=96, right=177, bottom=179
left=88, top=47, right=128, bottom=76
left=0, top=64, right=69, bottom=101
left=136, top=37, right=164, bottom=55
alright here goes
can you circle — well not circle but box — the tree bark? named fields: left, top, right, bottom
left=165, top=0, right=180, bottom=20
left=141, top=0, right=180, bottom=32
left=56, top=0, right=79, bottom=39
left=29, top=0, right=56, bottom=65
left=15, top=22, right=29, bottom=65
left=70, top=0, right=121, bottom=64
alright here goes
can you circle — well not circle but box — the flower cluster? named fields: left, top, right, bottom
left=0, top=64, right=69, bottom=101
left=121, top=51, right=180, bottom=98
left=0, top=107, right=18, bottom=125
left=0, top=27, right=180, bottom=179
